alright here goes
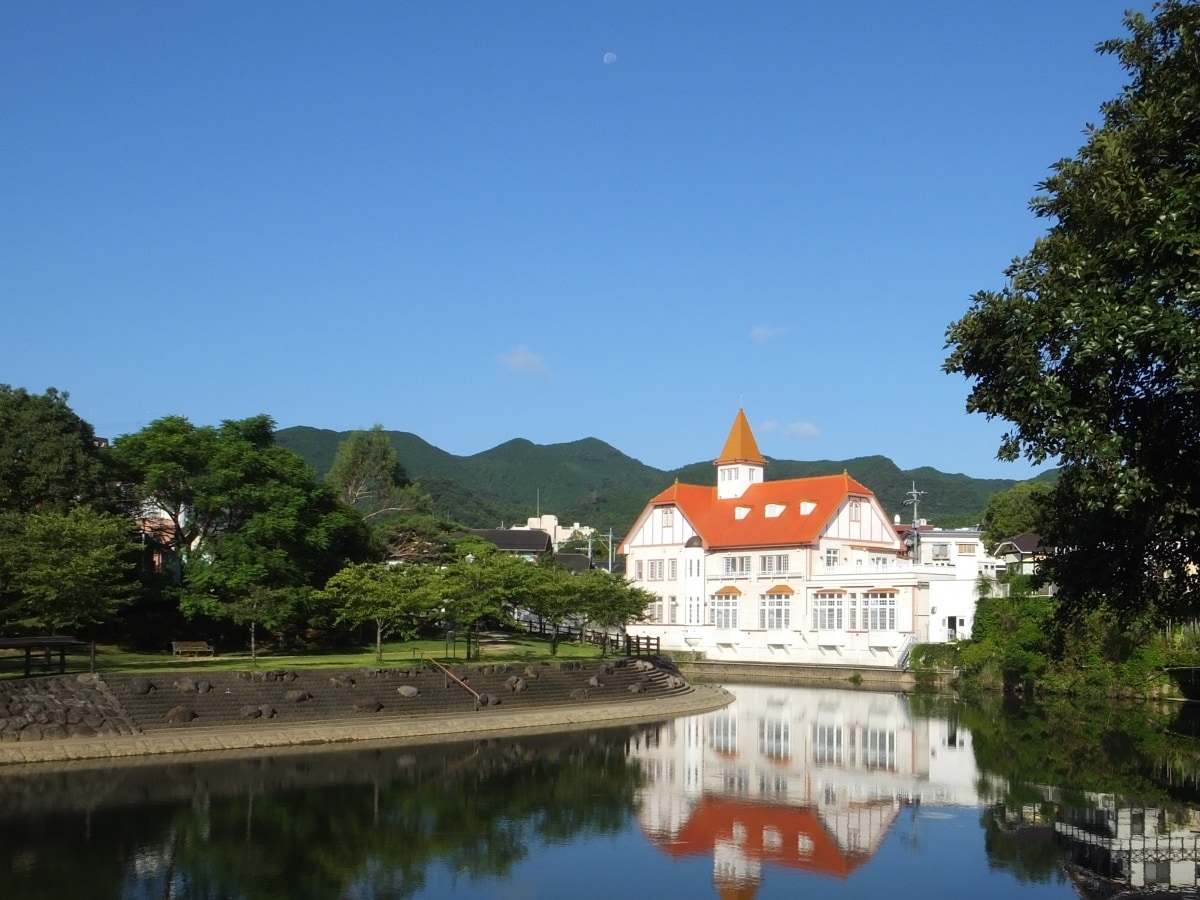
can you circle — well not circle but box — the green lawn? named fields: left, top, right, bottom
left=0, top=632, right=608, bottom=679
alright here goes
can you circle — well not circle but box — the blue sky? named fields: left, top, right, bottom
left=2, top=2, right=1148, bottom=479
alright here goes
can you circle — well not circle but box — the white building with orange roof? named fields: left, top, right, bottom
left=621, top=410, right=961, bottom=667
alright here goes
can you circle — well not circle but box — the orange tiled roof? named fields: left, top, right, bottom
left=648, top=471, right=877, bottom=550
left=657, top=796, right=870, bottom=878
left=715, top=409, right=765, bottom=466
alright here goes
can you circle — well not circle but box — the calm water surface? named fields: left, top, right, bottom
left=3, top=682, right=1199, bottom=900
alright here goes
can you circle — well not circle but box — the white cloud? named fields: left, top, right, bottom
left=760, top=419, right=820, bottom=439
left=750, top=324, right=787, bottom=343
left=785, top=421, right=821, bottom=438
left=498, top=345, right=552, bottom=379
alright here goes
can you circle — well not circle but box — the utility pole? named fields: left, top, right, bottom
left=902, top=482, right=927, bottom=559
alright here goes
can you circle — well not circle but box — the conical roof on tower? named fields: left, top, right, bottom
left=714, top=409, right=765, bottom=466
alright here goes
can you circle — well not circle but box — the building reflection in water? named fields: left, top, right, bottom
left=627, top=684, right=990, bottom=897
left=1007, top=791, right=1200, bottom=893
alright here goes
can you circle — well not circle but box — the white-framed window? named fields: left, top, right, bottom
left=824, top=548, right=839, bottom=567
left=846, top=592, right=859, bottom=631
left=723, top=555, right=751, bottom=577
left=931, top=543, right=950, bottom=560
left=648, top=559, right=664, bottom=581
left=662, top=507, right=674, bottom=527
left=634, top=560, right=644, bottom=580
left=760, top=773, right=788, bottom=797
left=957, top=543, right=977, bottom=556
left=668, top=596, right=677, bottom=624
left=687, top=596, right=703, bottom=625
left=708, top=714, right=737, bottom=754
left=759, top=553, right=788, bottom=575
left=759, top=718, right=790, bottom=760
left=864, top=729, right=896, bottom=770
left=668, top=559, right=677, bottom=580
left=760, top=593, right=791, bottom=630
left=813, top=592, right=843, bottom=630
left=849, top=498, right=862, bottom=522
left=865, top=591, right=896, bottom=630
left=869, top=554, right=891, bottom=566
left=712, top=595, right=739, bottom=629
left=651, top=598, right=663, bottom=623
left=813, top=723, right=843, bottom=765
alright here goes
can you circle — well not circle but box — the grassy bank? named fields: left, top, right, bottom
left=0, top=632, right=607, bottom=680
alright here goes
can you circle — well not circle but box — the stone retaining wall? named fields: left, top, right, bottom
left=0, top=657, right=690, bottom=744
left=678, top=660, right=954, bottom=692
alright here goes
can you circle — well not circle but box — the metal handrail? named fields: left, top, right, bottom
left=421, top=653, right=482, bottom=703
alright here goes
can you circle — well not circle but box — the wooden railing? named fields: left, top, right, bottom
left=421, top=653, right=482, bottom=704
left=520, top=622, right=659, bottom=656
left=621, top=634, right=660, bottom=656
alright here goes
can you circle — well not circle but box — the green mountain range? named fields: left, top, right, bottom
left=276, top=426, right=1051, bottom=537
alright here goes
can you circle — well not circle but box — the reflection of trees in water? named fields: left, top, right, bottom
left=962, top=694, right=1186, bottom=804
left=0, top=726, right=651, bottom=899
left=979, top=807, right=1063, bottom=884
left=960, top=693, right=1200, bottom=888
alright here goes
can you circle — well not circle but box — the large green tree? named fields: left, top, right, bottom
left=0, top=506, right=136, bottom=633
left=980, top=481, right=1053, bottom=554
left=944, top=1, right=1200, bottom=626
left=108, top=414, right=215, bottom=565
left=571, top=569, right=652, bottom=649
left=115, top=415, right=374, bottom=645
left=0, top=385, right=114, bottom=514
left=320, top=562, right=436, bottom=661
left=325, top=425, right=432, bottom=522
left=417, top=550, right=545, bottom=659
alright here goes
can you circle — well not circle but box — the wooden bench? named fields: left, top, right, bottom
left=171, top=640, right=215, bottom=657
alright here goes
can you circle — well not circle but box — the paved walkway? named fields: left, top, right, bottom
left=0, top=683, right=733, bottom=769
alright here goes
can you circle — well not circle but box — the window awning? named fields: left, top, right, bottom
left=713, top=586, right=742, bottom=596
left=764, top=584, right=795, bottom=595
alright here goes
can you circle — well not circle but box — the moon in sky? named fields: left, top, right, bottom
left=603, top=52, right=617, bottom=65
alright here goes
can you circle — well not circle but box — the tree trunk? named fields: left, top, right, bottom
left=375, top=619, right=383, bottom=662
left=250, top=620, right=257, bottom=663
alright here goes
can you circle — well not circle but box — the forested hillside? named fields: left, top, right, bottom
left=277, top=426, right=1048, bottom=536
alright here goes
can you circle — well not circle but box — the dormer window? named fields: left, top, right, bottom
left=735, top=506, right=750, bottom=520
left=800, top=501, right=816, bottom=515
left=765, top=503, right=785, bottom=518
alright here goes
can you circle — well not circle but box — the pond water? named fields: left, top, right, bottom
left=2, top=682, right=1199, bottom=900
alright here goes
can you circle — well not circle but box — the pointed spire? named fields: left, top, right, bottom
left=714, top=409, right=765, bottom=466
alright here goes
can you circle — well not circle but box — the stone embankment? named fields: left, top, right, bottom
left=0, top=656, right=732, bottom=767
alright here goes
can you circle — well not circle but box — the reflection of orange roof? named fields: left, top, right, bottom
left=715, top=409, right=765, bottom=466
left=649, top=475, right=880, bottom=550
left=715, top=878, right=760, bottom=900
left=658, top=796, right=870, bottom=879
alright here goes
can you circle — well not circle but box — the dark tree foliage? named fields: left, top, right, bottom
left=944, top=1, right=1200, bottom=626
left=115, top=414, right=375, bottom=645
left=0, top=385, right=115, bottom=514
